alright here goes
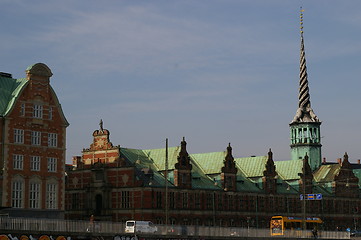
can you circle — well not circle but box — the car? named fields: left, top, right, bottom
left=125, top=220, right=157, bottom=234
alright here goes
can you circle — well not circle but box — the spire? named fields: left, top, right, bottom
left=299, top=8, right=310, bottom=109
left=291, top=8, right=319, bottom=124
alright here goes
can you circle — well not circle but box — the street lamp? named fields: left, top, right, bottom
left=298, top=171, right=307, bottom=231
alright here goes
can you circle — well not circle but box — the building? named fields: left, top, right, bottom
left=65, top=15, right=361, bottom=230
left=0, top=63, right=69, bottom=218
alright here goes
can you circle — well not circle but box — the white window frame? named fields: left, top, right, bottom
left=48, top=133, right=58, bottom=147
left=47, top=157, right=57, bottom=172
left=12, top=180, right=23, bottom=208
left=30, top=156, right=41, bottom=171
left=14, top=129, right=24, bottom=144
left=31, top=131, right=41, bottom=145
left=49, top=106, right=53, bottom=120
left=29, top=182, right=41, bottom=209
left=13, top=154, right=24, bottom=170
left=46, top=183, right=57, bottom=209
left=20, top=103, right=25, bottom=116
left=33, top=104, right=43, bottom=118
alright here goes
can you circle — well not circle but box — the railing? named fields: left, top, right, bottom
left=0, top=217, right=123, bottom=235
left=0, top=216, right=350, bottom=239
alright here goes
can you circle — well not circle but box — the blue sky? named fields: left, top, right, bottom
left=2, top=1, right=361, bottom=163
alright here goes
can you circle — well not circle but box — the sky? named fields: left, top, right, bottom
left=1, top=0, right=361, bottom=164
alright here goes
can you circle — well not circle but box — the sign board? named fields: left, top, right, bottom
left=300, top=193, right=322, bottom=200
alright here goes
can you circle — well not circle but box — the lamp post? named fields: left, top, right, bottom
left=165, top=138, right=169, bottom=235
left=298, top=171, right=307, bottom=231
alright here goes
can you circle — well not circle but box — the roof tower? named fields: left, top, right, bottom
left=290, top=8, right=322, bottom=171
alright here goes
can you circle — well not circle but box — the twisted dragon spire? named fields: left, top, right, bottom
left=291, top=8, right=320, bottom=124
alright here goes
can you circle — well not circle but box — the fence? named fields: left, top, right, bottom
left=0, top=216, right=350, bottom=239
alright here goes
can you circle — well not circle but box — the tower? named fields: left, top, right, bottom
left=290, top=9, right=322, bottom=171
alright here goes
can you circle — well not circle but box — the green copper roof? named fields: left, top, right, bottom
left=143, top=146, right=180, bottom=171
left=117, top=144, right=353, bottom=195
left=275, top=159, right=303, bottom=180
left=353, top=169, right=361, bottom=186
left=121, top=146, right=220, bottom=190
left=313, top=164, right=340, bottom=182
left=235, top=156, right=268, bottom=178
left=0, top=76, right=28, bottom=116
left=191, top=151, right=226, bottom=174
left=120, top=147, right=172, bottom=188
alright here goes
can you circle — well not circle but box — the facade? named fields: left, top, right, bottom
left=0, top=63, right=69, bottom=218
left=65, top=15, right=361, bottom=231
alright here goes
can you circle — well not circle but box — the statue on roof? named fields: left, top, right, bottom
left=100, top=119, right=104, bottom=131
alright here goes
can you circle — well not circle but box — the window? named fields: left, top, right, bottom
left=206, top=193, right=213, bottom=209
left=217, top=193, right=223, bottom=210
left=48, top=133, right=57, bottom=147
left=14, top=129, right=24, bottom=144
left=29, top=182, right=41, bottom=209
left=31, top=131, right=41, bottom=145
left=12, top=180, right=23, bottom=208
left=95, top=171, right=103, bottom=180
left=20, top=103, right=25, bottom=116
left=13, top=154, right=23, bottom=170
left=182, top=192, right=188, bottom=208
left=72, top=193, right=79, bottom=210
left=46, top=183, right=57, bottom=209
left=47, top=157, right=57, bottom=172
left=30, top=156, right=40, bottom=171
left=33, top=104, right=43, bottom=118
left=156, top=192, right=162, bottom=208
left=195, top=192, right=201, bottom=209
left=181, top=173, right=187, bottom=184
left=169, top=192, right=175, bottom=209
left=49, top=106, right=53, bottom=120
left=121, top=191, right=130, bottom=208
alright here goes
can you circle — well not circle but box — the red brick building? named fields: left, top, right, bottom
left=65, top=122, right=361, bottom=230
left=0, top=63, right=68, bottom=218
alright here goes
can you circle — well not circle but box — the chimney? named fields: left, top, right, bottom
left=72, top=156, right=81, bottom=167
left=358, top=159, right=360, bottom=164
left=322, top=157, right=326, bottom=164
left=337, top=158, right=342, bottom=164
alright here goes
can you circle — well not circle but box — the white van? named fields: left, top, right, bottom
left=125, top=220, right=157, bottom=234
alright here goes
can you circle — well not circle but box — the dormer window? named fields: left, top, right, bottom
left=33, top=104, right=43, bottom=118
